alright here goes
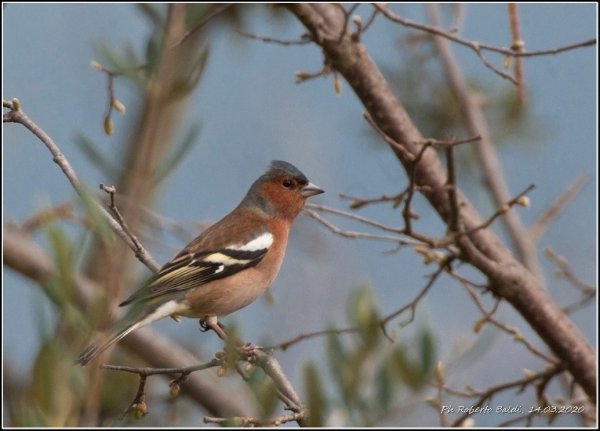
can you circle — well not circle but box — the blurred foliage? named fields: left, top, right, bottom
left=381, top=46, right=541, bottom=146
left=7, top=4, right=441, bottom=428
left=78, top=4, right=232, bottom=182
left=373, top=6, right=545, bottom=184
left=303, top=286, right=436, bottom=426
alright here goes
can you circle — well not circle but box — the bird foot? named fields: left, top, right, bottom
left=199, top=317, right=228, bottom=340
left=237, top=342, right=263, bottom=362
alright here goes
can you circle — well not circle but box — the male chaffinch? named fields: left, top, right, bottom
left=77, top=160, right=323, bottom=365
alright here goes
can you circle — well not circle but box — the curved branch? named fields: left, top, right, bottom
left=3, top=99, right=161, bottom=273
left=285, top=3, right=596, bottom=400
left=2, top=224, right=251, bottom=417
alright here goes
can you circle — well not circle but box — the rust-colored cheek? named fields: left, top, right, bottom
left=260, top=182, right=305, bottom=220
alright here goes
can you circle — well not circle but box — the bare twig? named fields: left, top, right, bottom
left=99, top=183, right=153, bottom=267
left=456, top=184, right=535, bottom=239
left=507, top=4, right=526, bottom=103
left=172, top=3, right=234, bottom=47
left=102, top=358, right=222, bottom=377
left=449, top=364, right=566, bottom=427
left=363, top=111, right=413, bottom=160
left=3, top=225, right=251, bottom=417
left=20, top=201, right=78, bottom=233
left=380, top=261, right=449, bottom=338
left=544, top=248, right=596, bottom=314
left=418, top=135, right=482, bottom=148
left=340, top=191, right=405, bottom=210
left=4, top=98, right=306, bottom=422
left=445, top=145, right=460, bottom=233
left=335, top=3, right=359, bottom=43
left=269, top=327, right=359, bottom=351
left=375, top=4, right=595, bottom=82
left=3, top=99, right=161, bottom=272
left=204, top=411, right=304, bottom=427
left=295, top=64, right=331, bottom=84
left=90, top=61, right=126, bottom=135
left=425, top=5, right=544, bottom=283
left=235, top=29, right=311, bottom=46
left=450, top=269, right=559, bottom=364
left=302, top=208, right=421, bottom=247
left=530, top=175, right=591, bottom=243
left=450, top=3, right=465, bottom=34
left=121, top=374, right=148, bottom=419
left=306, top=203, right=404, bottom=234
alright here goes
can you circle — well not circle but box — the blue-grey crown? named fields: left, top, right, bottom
left=267, top=160, right=308, bottom=182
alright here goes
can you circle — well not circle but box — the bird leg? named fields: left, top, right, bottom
left=199, top=316, right=228, bottom=340
left=199, top=317, right=262, bottom=361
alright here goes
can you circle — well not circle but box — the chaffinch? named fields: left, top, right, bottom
left=77, top=160, right=323, bottom=365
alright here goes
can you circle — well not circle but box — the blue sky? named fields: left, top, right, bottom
left=3, top=3, right=597, bottom=427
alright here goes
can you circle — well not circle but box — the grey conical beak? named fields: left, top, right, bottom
left=301, top=182, right=324, bottom=197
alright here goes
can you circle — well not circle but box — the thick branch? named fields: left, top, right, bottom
left=426, top=4, right=543, bottom=284
left=286, top=3, right=595, bottom=400
left=2, top=225, right=251, bottom=417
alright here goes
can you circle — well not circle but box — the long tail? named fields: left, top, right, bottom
left=76, top=321, right=143, bottom=366
left=76, top=299, right=182, bottom=366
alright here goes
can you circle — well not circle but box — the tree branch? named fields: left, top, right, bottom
left=530, top=175, right=591, bottom=243
left=3, top=99, right=161, bottom=272
left=425, top=4, right=544, bottom=284
left=285, top=3, right=596, bottom=400
left=2, top=224, right=251, bottom=417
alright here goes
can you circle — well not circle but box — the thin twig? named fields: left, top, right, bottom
left=306, top=203, right=404, bottom=234
left=402, top=142, right=433, bottom=235
left=172, top=3, right=233, bottom=47
left=339, top=191, right=405, bottom=210
left=20, top=201, right=77, bottom=233
left=90, top=61, right=126, bottom=135
left=235, top=29, right=311, bottom=46
left=335, top=3, right=359, bottom=43
left=3, top=99, right=161, bottom=272
left=425, top=4, right=544, bottom=284
left=450, top=269, right=559, bottom=364
left=375, top=4, right=595, bottom=83
left=380, top=261, right=449, bottom=338
left=204, top=411, right=305, bottom=427
left=363, top=111, right=413, bottom=161
left=360, top=7, right=380, bottom=35
left=530, top=175, right=591, bottom=243
left=99, top=184, right=153, bottom=267
left=302, top=208, right=422, bottom=247
left=449, top=364, right=566, bottom=427
left=102, top=358, right=222, bottom=377
left=507, top=3, right=526, bottom=103
left=445, top=145, right=460, bottom=233
left=455, top=184, right=535, bottom=239
left=544, top=248, right=596, bottom=314
left=268, top=327, right=359, bottom=351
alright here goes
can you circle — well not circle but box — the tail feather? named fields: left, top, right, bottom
left=76, top=299, right=183, bottom=366
left=76, top=322, right=141, bottom=366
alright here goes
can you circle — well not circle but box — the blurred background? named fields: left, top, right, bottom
left=3, top=3, right=596, bottom=427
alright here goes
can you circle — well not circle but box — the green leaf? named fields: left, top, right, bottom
left=153, top=123, right=201, bottom=185
left=76, top=134, right=121, bottom=178
left=76, top=183, right=115, bottom=248
left=246, top=367, right=278, bottom=418
left=375, top=359, right=394, bottom=411
left=135, top=3, right=165, bottom=28
left=348, top=285, right=380, bottom=348
left=169, top=46, right=210, bottom=102
left=419, top=326, right=436, bottom=379
left=303, top=362, right=327, bottom=426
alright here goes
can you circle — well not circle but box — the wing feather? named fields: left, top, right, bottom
left=120, top=227, right=273, bottom=306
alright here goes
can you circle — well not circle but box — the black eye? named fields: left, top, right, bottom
left=282, top=178, right=294, bottom=189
